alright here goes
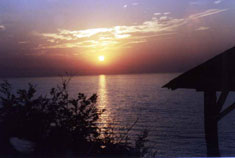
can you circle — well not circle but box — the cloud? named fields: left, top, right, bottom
left=154, top=13, right=161, bottom=16
left=37, top=17, right=184, bottom=50
left=123, top=4, right=128, bottom=8
left=189, top=9, right=227, bottom=19
left=36, top=8, right=227, bottom=50
left=0, top=25, right=6, bottom=31
left=214, top=0, right=223, bottom=4
left=190, top=1, right=207, bottom=6
left=196, top=26, right=210, bottom=31
left=159, top=16, right=168, bottom=21
left=132, top=2, right=139, bottom=6
left=164, top=12, right=171, bottom=15
left=123, top=2, right=139, bottom=9
left=18, top=41, right=29, bottom=44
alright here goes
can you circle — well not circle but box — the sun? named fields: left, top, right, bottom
left=98, top=55, right=105, bottom=62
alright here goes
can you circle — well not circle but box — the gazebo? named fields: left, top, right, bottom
left=163, top=46, right=235, bottom=156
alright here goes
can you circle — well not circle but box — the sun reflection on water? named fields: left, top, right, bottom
left=98, top=75, right=111, bottom=128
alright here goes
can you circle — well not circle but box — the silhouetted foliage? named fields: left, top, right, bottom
left=0, top=80, right=150, bottom=157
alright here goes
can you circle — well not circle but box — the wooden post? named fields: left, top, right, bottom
left=204, top=91, right=220, bottom=157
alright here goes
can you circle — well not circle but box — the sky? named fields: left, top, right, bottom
left=0, top=0, right=235, bottom=77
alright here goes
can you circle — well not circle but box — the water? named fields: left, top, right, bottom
left=5, top=73, right=235, bottom=156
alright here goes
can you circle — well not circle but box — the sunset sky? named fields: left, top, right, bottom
left=0, top=0, right=235, bottom=77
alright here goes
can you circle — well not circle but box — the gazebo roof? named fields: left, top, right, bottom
left=163, top=46, right=235, bottom=91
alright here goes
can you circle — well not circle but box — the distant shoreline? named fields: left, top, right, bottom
left=0, top=72, right=181, bottom=79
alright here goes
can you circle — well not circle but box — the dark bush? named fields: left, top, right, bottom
left=0, top=80, right=149, bottom=157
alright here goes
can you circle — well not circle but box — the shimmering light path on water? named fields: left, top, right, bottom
left=7, top=74, right=235, bottom=157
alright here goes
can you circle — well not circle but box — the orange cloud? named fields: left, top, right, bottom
left=36, top=8, right=227, bottom=51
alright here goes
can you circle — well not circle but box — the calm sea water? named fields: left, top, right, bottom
left=5, top=73, right=235, bottom=157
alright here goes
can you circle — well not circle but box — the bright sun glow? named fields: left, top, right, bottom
left=98, top=55, right=105, bottom=62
